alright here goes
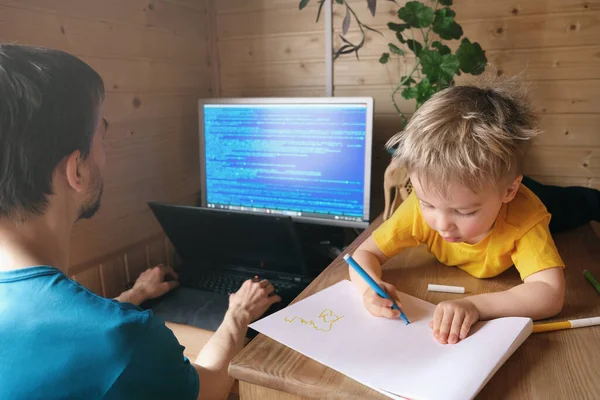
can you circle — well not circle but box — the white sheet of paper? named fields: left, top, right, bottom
left=250, top=280, right=532, bottom=400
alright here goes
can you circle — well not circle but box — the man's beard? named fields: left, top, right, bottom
left=78, top=174, right=104, bottom=221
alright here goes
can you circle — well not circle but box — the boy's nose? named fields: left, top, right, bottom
left=437, top=215, right=454, bottom=232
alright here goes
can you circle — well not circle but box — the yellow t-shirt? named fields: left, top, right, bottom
left=373, top=184, right=565, bottom=280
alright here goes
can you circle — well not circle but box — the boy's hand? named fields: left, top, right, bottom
left=430, top=299, right=480, bottom=344
left=363, top=281, right=403, bottom=319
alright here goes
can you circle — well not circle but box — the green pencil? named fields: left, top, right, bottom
left=583, top=270, right=600, bottom=294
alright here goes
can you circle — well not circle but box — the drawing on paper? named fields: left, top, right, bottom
left=284, top=309, right=344, bottom=332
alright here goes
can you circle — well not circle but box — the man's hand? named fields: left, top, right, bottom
left=115, top=264, right=179, bottom=306
left=193, top=279, right=281, bottom=400
left=226, top=279, right=282, bottom=326
left=430, top=298, right=480, bottom=344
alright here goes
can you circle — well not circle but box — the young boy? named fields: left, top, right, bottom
left=350, top=76, right=565, bottom=345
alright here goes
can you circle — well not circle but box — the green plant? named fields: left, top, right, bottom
left=299, top=0, right=488, bottom=129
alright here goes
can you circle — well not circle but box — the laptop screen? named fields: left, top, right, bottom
left=148, top=202, right=307, bottom=278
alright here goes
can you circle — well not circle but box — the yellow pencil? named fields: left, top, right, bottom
left=532, top=316, right=600, bottom=333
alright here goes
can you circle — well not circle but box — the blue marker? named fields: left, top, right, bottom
left=344, top=254, right=410, bottom=325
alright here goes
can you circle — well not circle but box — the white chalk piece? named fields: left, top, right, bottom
left=428, top=284, right=465, bottom=294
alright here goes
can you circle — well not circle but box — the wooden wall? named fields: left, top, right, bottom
left=214, top=0, right=600, bottom=214
left=0, top=0, right=215, bottom=297
left=3, top=1, right=598, bottom=296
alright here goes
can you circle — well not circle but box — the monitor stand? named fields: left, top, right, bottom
left=294, top=222, right=361, bottom=278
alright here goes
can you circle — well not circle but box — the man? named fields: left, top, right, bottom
left=0, top=44, right=280, bottom=399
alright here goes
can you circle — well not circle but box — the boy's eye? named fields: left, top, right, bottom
left=419, top=202, right=433, bottom=209
left=456, top=210, right=478, bottom=217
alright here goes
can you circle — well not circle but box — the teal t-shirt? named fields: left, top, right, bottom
left=0, top=266, right=199, bottom=399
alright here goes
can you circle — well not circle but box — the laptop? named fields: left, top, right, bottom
left=146, top=202, right=312, bottom=332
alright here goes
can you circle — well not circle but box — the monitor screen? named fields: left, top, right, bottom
left=198, top=97, right=373, bottom=228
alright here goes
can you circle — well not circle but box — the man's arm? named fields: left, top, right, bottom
left=116, top=266, right=280, bottom=399
left=192, top=279, right=280, bottom=400
left=468, top=267, right=565, bottom=320
left=191, top=311, right=248, bottom=400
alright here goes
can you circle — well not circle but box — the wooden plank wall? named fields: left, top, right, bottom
left=0, top=0, right=214, bottom=297
left=215, top=0, right=600, bottom=216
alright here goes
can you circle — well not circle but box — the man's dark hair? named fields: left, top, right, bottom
left=0, top=44, right=105, bottom=219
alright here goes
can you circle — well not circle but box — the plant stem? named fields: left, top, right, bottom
left=385, top=62, right=394, bottom=86
left=409, top=29, right=421, bottom=79
left=391, top=60, right=421, bottom=128
left=420, top=27, right=428, bottom=47
left=344, top=2, right=366, bottom=49
left=425, top=0, right=439, bottom=46
left=419, top=0, right=438, bottom=50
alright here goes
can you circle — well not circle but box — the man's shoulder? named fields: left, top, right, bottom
left=51, top=268, right=151, bottom=322
left=63, top=276, right=156, bottom=349
left=6, top=266, right=153, bottom=349
left=0, top=267, right=156, bottom=399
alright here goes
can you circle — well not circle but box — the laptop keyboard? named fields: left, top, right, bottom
left=192, top=271, right=298, bottom=295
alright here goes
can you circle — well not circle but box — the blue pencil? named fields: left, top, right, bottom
left=344, top=254, right=410, bottom=325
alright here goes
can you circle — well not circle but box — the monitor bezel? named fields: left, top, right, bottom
left=198, top=97, right=373, bottom=229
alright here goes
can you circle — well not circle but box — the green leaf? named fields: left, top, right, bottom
left=432, top=8, right=463, bottom=40
left=396, top=31, right=407, bottom=44
left=379, top=52, right=391, bottom=64
left=456, top=38, right=487, bottom=74
left=406, top=39, right=423, bottom=56
left=400, top=76, right=416, bottom=86
left=420, top=49, right=460, bottom=83
left=335, top=0, right=344, bottom=4
left=431, top=41, right=451, bottom=55
left=342, top=7, right=351, bottom=34
left=414, top=78, right=438, bottom=107
left=438, top=0, right=453, bottom=5
left=299, top=0, right=310, bottom=10
left=388, top=43, right=405, bottom=55
left=402, top=86, right=419, bottom=100
left=397, top=1, right=434, bottom=28
left=387, top=22, right=410, bottom=32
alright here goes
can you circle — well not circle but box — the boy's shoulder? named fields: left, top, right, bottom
left=504, top=183, right=549, bottom=233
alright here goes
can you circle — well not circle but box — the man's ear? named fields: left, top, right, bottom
left=502, top=174, right=523, bottom=203
left=65, top=150, right=85, bottom=193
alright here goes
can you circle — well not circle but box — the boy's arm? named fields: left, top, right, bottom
left=350, top=236, right=404, bottom=319
left=352, top=191, right=422, bottom=293
left=432, top=267, right=564, bottom=345
left=351, top=192, right=422, bottom=318
left=467, top=266, right=565, bottom=320
left=467, top=218, right=565, bottom=321
left=349, top=235, right=389, bottom=295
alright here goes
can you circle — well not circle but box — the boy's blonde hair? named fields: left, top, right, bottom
left=386, top=74, right=540, bottom=197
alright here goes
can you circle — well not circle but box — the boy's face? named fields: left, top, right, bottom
left=410, top=174, right=521, bottom=245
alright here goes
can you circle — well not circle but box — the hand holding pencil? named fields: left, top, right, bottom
left=344, top=254, right=409, bottom=323
left=362, top=280, right=405, bottom=319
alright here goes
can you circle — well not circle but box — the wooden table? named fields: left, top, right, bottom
left=229, top=218, right=600, bottom=399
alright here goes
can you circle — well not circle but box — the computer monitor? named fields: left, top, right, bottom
left=198, top=97, right=373, bottom=228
